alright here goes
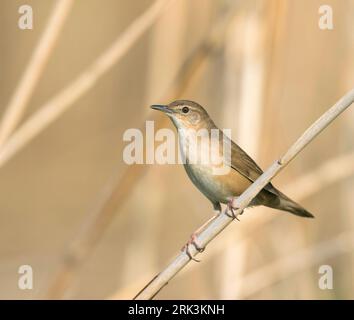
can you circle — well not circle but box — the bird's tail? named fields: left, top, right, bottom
left=267, top=189, right=314, bottom=218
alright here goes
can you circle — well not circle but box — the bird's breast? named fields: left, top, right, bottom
left=183, top=162, right=251, bottom=204
left=179, top=129, right=252, bottom=203
left=183, top=163, right=227, bottom=202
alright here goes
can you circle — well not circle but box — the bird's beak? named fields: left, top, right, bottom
left=150, top=104, right=174, bottom=114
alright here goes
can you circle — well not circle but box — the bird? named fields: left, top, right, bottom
left=151, top=100, right=313, bottom=257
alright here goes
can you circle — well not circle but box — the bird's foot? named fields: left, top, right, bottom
left=224, top=198, right=243, bottom=221
left=181, top=233, right=205, bottom=262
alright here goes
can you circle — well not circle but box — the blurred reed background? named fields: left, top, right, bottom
left=0, top=0, right=353, bottom=299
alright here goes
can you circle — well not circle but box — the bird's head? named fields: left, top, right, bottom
left=151, top=100, right=213, bottom=130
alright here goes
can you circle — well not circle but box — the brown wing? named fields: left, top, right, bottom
left=228, top=138, right=278, bottom=196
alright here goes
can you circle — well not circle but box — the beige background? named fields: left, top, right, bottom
left=0, top=0, right=353, bottom=299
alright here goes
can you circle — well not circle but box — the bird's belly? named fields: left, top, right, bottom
left=185, top=163, right=251, bottom=204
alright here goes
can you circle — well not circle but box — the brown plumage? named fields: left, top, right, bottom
left=151, top=100, right=314, bottom=218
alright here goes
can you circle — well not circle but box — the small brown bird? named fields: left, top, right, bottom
left=151, top=100, right=314, bottom=221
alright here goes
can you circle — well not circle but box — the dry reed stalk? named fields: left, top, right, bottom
left=219, top=0, right=274, bottom=298
left=0, top=0, right=174, bottom=169
left=0, top=0, right=74, bottom=147
left=134, top=88, right=354, bottom=299
left=220, top=0, right=288, bottom=299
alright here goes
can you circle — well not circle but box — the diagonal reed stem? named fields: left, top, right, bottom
left=134, top=87, right=354, bottom=300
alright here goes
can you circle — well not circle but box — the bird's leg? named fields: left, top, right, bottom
left=183, top=233, right=202, bottom=262
left=182, top=205, right=221, bottom=262
left=224, top=197, right=243, bottom=221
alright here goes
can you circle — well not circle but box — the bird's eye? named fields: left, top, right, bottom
left=182, top=106, right=189, bottom=114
